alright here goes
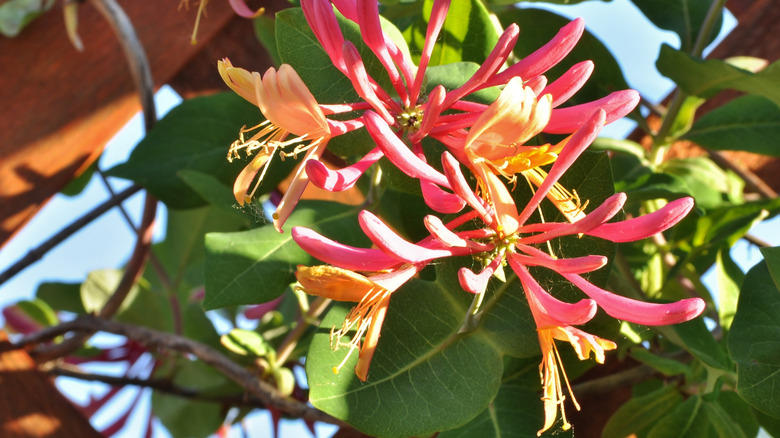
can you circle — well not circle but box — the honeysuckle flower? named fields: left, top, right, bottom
left=296, top=263, right=422, bottom=381
left=218, top=59, right=365, bottom=231
left=299, top=0, right=641, bottom=215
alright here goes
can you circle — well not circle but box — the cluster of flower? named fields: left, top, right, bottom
left=218, top=0, right=705, bottom=434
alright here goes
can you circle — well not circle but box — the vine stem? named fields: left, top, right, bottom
left=32, top=0, right=160, bottom=361
left=16, top=315, right=346, bottom=426
left=650, top=0, right=728, bottom=165
left=275, top=297, right=331, bottom=366
left=0, top=184, right=143, bottom=286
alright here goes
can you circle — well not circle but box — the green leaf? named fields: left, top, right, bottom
left=683, top=95, right=780, bottom=156
left=276, top=8, right=395, bottom=105
left=81, top=269, right=172, bottom=332
left=108, top=93, right=278, bottom=209
left=657, top=46, right=780, bottom=106
left=423, top=62, right=501, bottom=105
left=36, top=282, right=86, bottom=314
left=254, top=14, right=280, bottom=67
left=153, top=205, right=251, bottom=297
left=715, top=391, right=759, bottom=438
left=203, top=201, right=368, bottom=309
left=61, top=162, right=96, bottom=197
left=763, top=246, right=780, bottom=288
left=307, top=263, right=505, bottom=438
left=177, top=170, right=248, bottom=215
left=12, top=299, right=58, bottom=327
left=702, top=399, right=748, bottom=438
left=630, top=0, right=723, bottom=51
left=221, top=328, right=270, bottom=356
left=728, top=256, right=780, bottom=419
left=671, top=317, right=732, bottom=371
left=715, top=248, right=743, bottom=331
left=498, top=8, right=630, bottom=107
left=438, top=383, right=573, bottom=438
left=630, top=348, right=691, bottom=377
left=660, top=157, right=739, bottom=210
left=602, top=384, right=684, bottom=438
left=0, top=0, right=53, bottom=37
left=402, top=0, right=499, bottom=66
left=81, top=269, right=139, bottom=315
left=646, top=395, right=709, bottom=438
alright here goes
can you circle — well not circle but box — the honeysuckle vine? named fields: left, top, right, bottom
left=214, top=0, right=710, bottom=434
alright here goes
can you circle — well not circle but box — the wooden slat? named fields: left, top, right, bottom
left=0, top=0, right=239, bottom=247
left=0, top=331, right=102, bottom=437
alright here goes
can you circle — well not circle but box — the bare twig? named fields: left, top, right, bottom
left=744, top=233, right=772, bottom=248
left=48, top=364, right=270, bottom=408
left=0, top=184, right=143, bottom=286
left=31, top=0, right=161, bottom=360
left=707, top=150, right=778, bottom=199
left=17, top=316, right=345, bottom=426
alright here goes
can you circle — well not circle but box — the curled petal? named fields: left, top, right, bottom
left=292, top=227, right=402, bottom=271
left=228, top=0, right=264, bottom=18
left=587, top=197, right=694, bottom=242
left=509, top=256, right=597, bottom=326
left=302, top=0, right=347, bottom=72
left=273, top=143, right=328, bottom=232
left=358, top=210, right=455, bottom=262
left=442, top=24, right=520, bottom=108
left=516, top=109, right=606, bottom=226
left=563, top=272, right=706, bottom=326
left=356, top=0, right=407, bottom=103
left=343, top=41, right=394, bottom=123
left=218, top=59, right=260, bottom=106
left=307, top=146, right=383, bottom=191
left=545, top=89, right=640, bottom=134
left=487, top=18, right=584, bottom=87
left=424, top=215, right=493, bottom=251
left=542, top=61, right=594, bottom=108
left=410, top=0, right=451, bottom=104
left=525, top=75, right=548, bottom=96
left=511, top=249, right=607, bottom=274
left=458, top=257, right=502, bottom=295
left=365, top=111, right=450, bottom=187
left=519, top=193, right=627, bottom=244
left=442, top=152, right=493, bottom=225
left=421, top=180, right=467, bottom=214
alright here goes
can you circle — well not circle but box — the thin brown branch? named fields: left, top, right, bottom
left=0, top=184, right=143, bottom=286
left=707, top=150, right=778, bottom=199
left=17, top=316, right=345, bottom=426
left=48, top=364, right=269, bottom=408
left=744, top=233, right=772, bottom=248
left=30, top=0, right=161, bottom=361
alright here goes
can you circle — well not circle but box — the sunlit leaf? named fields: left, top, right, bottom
left=657, top=46, right=780, bottom=106
left=728, top=251, right=780, bottom=420
left=204, top=201, right=367, bottom=309
left=683, top=96, right=780, bottom=156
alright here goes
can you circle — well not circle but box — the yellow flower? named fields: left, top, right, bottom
left=219, top=59, right=331, bottom=231
left=464, top=77, right=587, bottom=232
left=296, top=265, right=393, bottom=382
left=535, top=324, right=616, bottom=436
